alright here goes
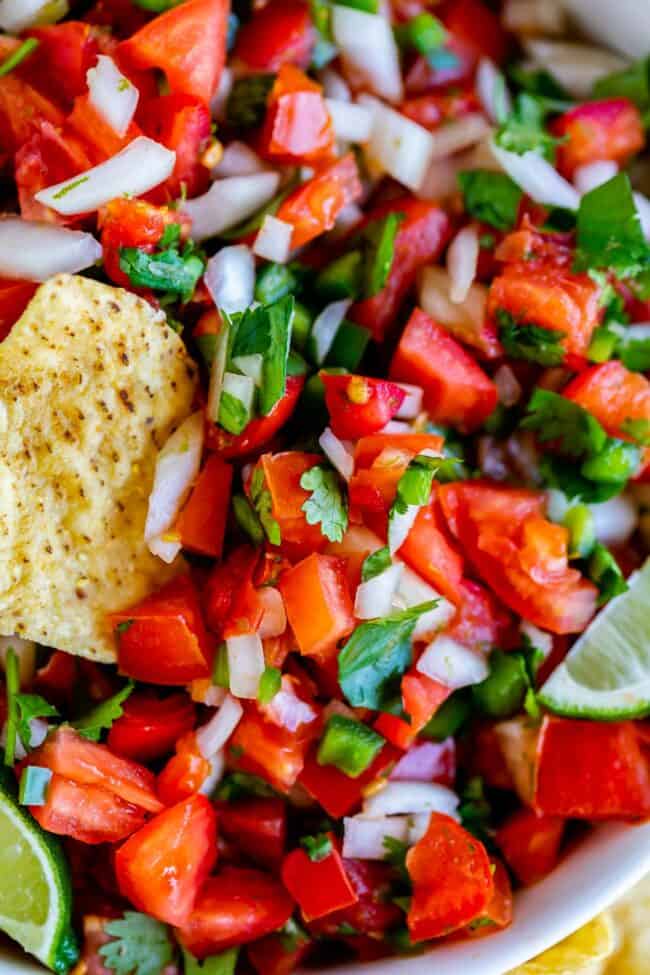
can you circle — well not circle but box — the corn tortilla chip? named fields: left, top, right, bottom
left=0, top=274, right=197, bottom=662
left=603, top=873, right=650, bottom=974
left=508, top=913, right=617, bottom=975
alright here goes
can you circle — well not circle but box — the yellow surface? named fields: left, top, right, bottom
left=508, top=914, right=616, bottom=975
left=0, top=274, right=197, bottom=661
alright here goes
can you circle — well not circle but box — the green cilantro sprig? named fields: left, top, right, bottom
left=300, top=464, right=348, bottom=543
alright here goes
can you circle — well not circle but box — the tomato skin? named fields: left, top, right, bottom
left=15, top=120, right=91, bottom=224
left=390, top=309, right=498, bottom=432
left=99, top=197, right=185, bottom=287
left=279, top=554, right=355, bottom=662
left=142, top=93, right=212, bottom=199
left=229, top=706, right=313, bottom=792
left=446, top=578, right=513, bottom=652
left=248, top=931, right=311, bottom=975
left=30, top=774, right=147, bottom=844
left=350, top=199, right=452, bottom=342
left=298, top=745, right=400, bottom=818
left=112, top=574, right=213, bottom=686
left=205, top=374, right=305, bottom=458
left=321, top=374, right=406, bottom=440
left=399, top=497, right=465, bottom=604
left=203, top=545, right=259, bottom=635
left=282, top=837, right=358, bottom=922
left=0, top=74, right=64, bottom=155
left=440, top=0, right=509, bottom=64
left=400, top=87, right=479, bottom=130
left=259, top=65, right=335, bottom=166
left=534, top=717, right=650, bottom=819
left=234, top=0, right=315, bottom=71
left=0, top=278, right=37, bottom=340
left=117, top=0, right=229, bottom=104
left=157, top=733, right=211, bottom=807
left=218, top=798, right=287, bottom=871
left=495, top=808, right=565, bottom=886
left=107, top=692, right=196, bottom=763
left=68, top=91, right=141, bottom=164
left=176, top=866, right=294, bottom=958
left=470, top=859, right=512, bottom=935
left=26, top=22, right=99, bottom=106
left=406, top=813, right=494, bottom=942
left=309, top=859, right=402, bottom=937
left=553, top=98, right=644, bottom=178
left=115, top=795, right=218, bottom=926
left=376, top=670, right=452, bottom=749
left=83, top=0, right=149, bottom=37
left=563, top=361, right=650, bottom=441
left=277, top=153, right=362, bottom=249
left=354, top=434, right=443, bottom=469
left=175, top=455, right=233, bottom=558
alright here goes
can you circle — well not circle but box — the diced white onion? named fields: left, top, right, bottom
left=342, top=815, right=410, bottom=860
left=222, top=371, right=255, bottom=417
left=520, top=621, right=553, bottom=660
left=319, top=427, right=355, bottom=481
left=265, top=676, right=318, bottom=732
left=417, top=635, right=489, bottom=689
left=573, top=160, right=618, bottom=195
left=418, top=266, right=489, bottom=352
left=589, top=494, right=639, bottom=546
left=362, top=781, right=459, bottom=818
left=196, top=695, right=244, bottom=758
left=358, top=95, right=434, bottom=192
left=380, top=421, right=411, bottom=436
left=332, top=5, right=403, bottom=104
left=562, top=0, right=650, bottom=60
left=494, top=364, right=522, bottom=407
left=232, top=353, right=264, bottom=387
left=390, top=740, right=455, bottom=783
left=87, top=56, right=139, bottom=138
left=325, top=98, right=373, bottom=143
left=334, top=203, right=364, bottom=234
left=253, top=215, right=293, bottom=264
left=394, top=566, right=455, bottom=639
left=394, top=383, right=423, bottom=420
left=183, top=172, right=280, bottom=242
left=211, top=66, right=233, bottom=121
left=257, top=587, right=287, bottom=639
left=523, top=39, right=628, bottom=97
left=491, top=140, right=580, bottom=211
left=36, top=137, right=175, bottom=216
left=503, top=0, right=566, bottom=35
left=388, top=504, right=420, bottom=555
left=199, top=750, right=226, bottom=795
left=355, top=562, right=403, bottom=620
left=320, top=68, right=351, bottom=102
left=310, top=298, right=352, bottom=365
left=447, top=225, right=480, bottom=304
left=189, top=679, right=227, bottom=707
left=428, top=114, right=491, bottom=163
left=634, top=192, right=650, bottom=241
left=226, top=633, right=265, bottom=699
left=0, top=218, right=102, bottom=283
left=0, top=636, right=37, bottom=688
left=205, top=244, right=255, bottom=315
left=213, top=141, right=267, bottom=179
left=476, top=59, right=511, bottom=124
left=145, top=411, right=204, bottom=563
left=0, top=0, right=67, bottom=31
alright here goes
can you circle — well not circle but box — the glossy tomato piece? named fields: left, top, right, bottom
left=0, top=278, right=37, bottom=340
left=234, top=0, right=315, bottom=71
left=277, top=153, right=362, bottom=249
left=553, top=98, right=644, bottom=178
left=282, top=837, right=357, bottom=922
left=67, top=91, right=141, bottom=164
left=112, top=574, right=213, bottom=685
left=399, top=497, right=465, bottom=604
left=143, top=93, right=212, bottom=198
left=354, top=433, right=443, bottom=469
left=203, top=545, right=259, bottom=635
left=0, top=73, right=64, bottom=154
left=406, top=813, right=494, bottom=941
left=469, top=859, right=512, bottom=935
left=400, top=87, right=479, bottom=130
left=321, top=373, right=406, bottom=440
left=219, top=798, right=287, bottom=870
left=298, top=745, right=400, bottom=819
left=248, top=930, right=312, bottom=975
left=258, top=451, right=326, bottom=555
left=259, top=65, right=334, bottom=166
left=229, top=706, right=313, bottom=792
left=30, top=774, right=147, bottom=845
left=563, top=361, right=650, bottom=441
left=390, top=309, right=498, bottom=432
left=495, top=808, right=565, bottom=886
left=107, top=691, right=196, bottom=763
left=205, top=374, right=305, bottom=457
left=376, top=670, right=452, bottom=749
left=446, top=578, right=513, bottom=652
left=441, top=0, right=509, bottom=64
left=309, top=858, right=402, bottom=937
left=175, top=866, right=294, bottom=958
left=15, top=120, right=91, bottom=223
left=175, top=454, right=232, bottom=558
left=279, top=553, right=355, bottom=661
left=157, top=733, right=211, bottom=807
left=26, top=21, right=99, bottom=106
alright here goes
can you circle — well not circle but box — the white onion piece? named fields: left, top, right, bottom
left=189, top=679, right=227, bottom=707
left=0, top=218, right=102, bottom=283
left=183, top=172, right=280, bottom=242
left=562, top=0, right=650, bottom=60
left=232, top=353, right=264, bottom=387
left=394, top=383, right=423, bottom=420
left=257, top=587, right=287, bottom=639
left=491, top=140, right=580, bottom=211
left=428, top=114, right=491, bottom=163
left=381, top=420, right=412, bottom=435
left=0, top=636, right=37, bottom=688
left=589, top=494, right=639, bottom=546
left=363, top=781, right=459, bottom=818
left=325, top=98, right=373, bottom=143
left=205, top=244, right=255, bottom=315
left=573, top=160, right=618, bottom=194
left=0, top=0, right=67, bottom=31
left=36, top=137, right=175, bottom=216
left=520, top=621, right=553, bottom=661
left=196, top=695, right=244, bottom=758
left=494, top=364, right=522, bottom=407
left=332, top=5, right=403, bottom=104
left=390, top=741, right=455, bottom=783
left=388, top=504, right=419, bottom=555
left=310, top=298, right=352, bottom=365
left=320, top=68, right=351, bottom=102
left=355, top=562, right=403, bottom=620
left=359, top=95, right=434, bottom=192
left=494, top=717, right=540, bottom=804
left=417, top=635, right=489, bottom=689
left=199, top=750, right=226, bottom=795
left=343, top=815, right=410, bottom=860
left=395, top=567, right=455, bottom=639
left=476, top=58, right=511, bottom=124
left=227, top=633, right=265, bottom=699
left=265, top=677, right=318, bottom=732
left=523, top=39, right=627, bottom=97
left=87, top=56, right=139, bottom=138
left=253, top=215, right=293, bottom=263
left=334, top=203, right=364, bottom=234
left=634, top=192, right=650, bottom=241
left=145, top=411, right=204, bottom=562
left=503, top=0, right=565, bottom=35
left=418, top=266, right=488, bottom=351
left=213, top=141, right=267, bottom=178
left=211, top=66, right=233, bottom=121
left=447, top=225, right=480, bottom=304
left=319, top=427, right=354, bottom=481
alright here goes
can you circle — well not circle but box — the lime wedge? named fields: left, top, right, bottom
left=540, top=558, right=650, bottom=719
left=0, top=773, right=77, bottom=973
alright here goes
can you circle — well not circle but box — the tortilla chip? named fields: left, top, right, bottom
left=0, top=273, right=197, bottom=662
left=603, top=873, right=650, bottom=974
left=508, top=913, right=617, bottom=975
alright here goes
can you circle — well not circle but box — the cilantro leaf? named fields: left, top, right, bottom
left=250, top=466, right=281, bottom=546
left=574, top=173, right=650, bottom=279
left=621, top=417, right=650, bottom=445
left=226, top=73, right=275, bottom=129
left=218, top=390, right=250, bottom=436
left=231, top=296, right=294, bottom=416
left=593, top=56, right=650, bottom=112
left=183, top=948, right=239, bottom=975
left=619, top=330, right=650, bottom=372
left=361, top=546, right=392, bottom=583
left=300, top=833, right=333, bottom=862
left=232, top=493, right=265, bottom=546
left=458, top=777, right=493, bottom=847
left=338, top=602, right=437, bottom=711
left=361, top=212, right=404, bottom=297
left=99, top=913, right=173, bottom=975
left=458, top=170, right=522, bottom=231
left=507, top=64, right=572, bottom=101
left=72, top=681, right=134, bottom=742
left=521, top=389, right=607, bottom=457
left=498, top=310, right=566, bottom=366
left=14, top=694, right=59, bottom=749
left=300, top=464, right=348, bottom=543
left=540, top=455, right=627, bottom=504
left=258, top=665, right=282, bottom=705
left=119, top=241, right=205, bottom=302
left=495, top=93, right=563, bottom=158
left=394, top=453, right=462, bottom=511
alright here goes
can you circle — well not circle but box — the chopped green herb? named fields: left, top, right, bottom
left=215, top=772, right=277, bottom=801
left=52, top=175, right=90, bottom=200
left=231, top=296, right=294, bottom=415
left=0, top=38, right=40, bottom=78
left=183, top=947, right=239, bottom=975
left=574, top=173, right=650, bottom=280
left=300, top=832, right=333, bottom=862
left=99, top=913, right=173, bottom=975
left=72, top=682, right=134, bottom=742
left=226, top=73, right=275, bottom=129
left=119, top=241, right=205, bottom=302
left=232, top=493, right=265, bottom=546
left=213, top=643, right=230, bottom=690
left=361, top=546, right=392, bottom=583
left=12, top=693, right=59, bottom=754
left=258, top=666, right=282, bottom=705
left=522, top=389, right=607, bottom=457
left=495, top=93, right=563, bottom=158
left=458, top=170, right=523, bottom=231
left=621, top=417, right=650, bottom=445
left=580, top=438, right=641, bottom=484
left=300, top=464, right=348, bottom=543
left=619, top=330, right=650, bottom=372
left=250, top=466, right=281, bottom=546
left=498, top=310, right=566, bottom=366
left=116, top=619, right=135, bottom=635
left=458, top=777, right=493, bottom=846
left=362, top=212, right=404, bottom=298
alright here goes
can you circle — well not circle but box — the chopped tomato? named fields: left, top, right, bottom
left=298, top=745, right=400, bottom=819
left=277, top=154, right=362, bottom=249
left=321, top=374, right=406, bottom=440
left=29, top=774, right=147, bottom=845
left=446, top=578, right=513, bottom=652
left=441, top=0, right=509, bottom=64
left=563, top=361, right=650, bottom=442
left=26, top=22, right=99, bottom=106
left=350, top=199, right=452, bottom=342
left=399, top=497, right=465, bottom=604
left=0, top=74, right=64, bottom=154
left=534, top=717, right=650, bottom=819
left=234, top=0, right=315, bottom=72
left=115, top=795, right=218, bottom=926
left=117, top=0, right=229, bottom=103
left=111, top=574, right=213, bottom=686
left=259, top=65, right=335, bottom=166
left=83, top=0, right=148, bottom=36
left=157, top=732, right=211, bottom=807
left=439, top=482, right=598, bottom=633
left=175, top=455, right=232, bottom=558
left=390, top=309, right=498, bottom=432
left=206, top=374, right=305, bottom=457
left=142, top=93, right=212, bottom=198
left=282, top=836, right=358, bottom=922
left=218, top=797, right=287, bottom=870
left=553, top=98, right=644, bottom=178
left=349, top=459, right=409, bottom=517
left=67, top=92, right=141, bottom=164
left=258, top=451, right=326, bottom=554
left=400, top=87, right=479, bottom=130
left=15, top=120, right=91, bottom=223
left=248, top=931, right=311, bottom=975
left=406, top=812, right=494, bottom=942
left=107, top=692, right=196, bottom=763
left=354, top=433, right=444, bottom=469
left=229, top=706, right=313, bottom=792
left=29, top=725, right=162, bottom=813
left=279, top=553, right=355, bottom=661
left=308, top=859, right=402, bottom=937
left=495, top=808, right=565, bottom=886
left=0, top=278, right=37, bottom=340
left=376, top=669, right=452, bottom=749
left=99, top=197, right=186, bottom=280
left=203, top=545, right=259, bottom=635
left=470, top=859, right=513, bottom=934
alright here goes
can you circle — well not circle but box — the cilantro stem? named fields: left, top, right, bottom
left=0, top=38, right=39, bottom=79
left=4, top=647, right=20, bottom=766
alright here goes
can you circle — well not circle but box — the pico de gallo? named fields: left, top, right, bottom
left=0, top=1, right=649, bottom=974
